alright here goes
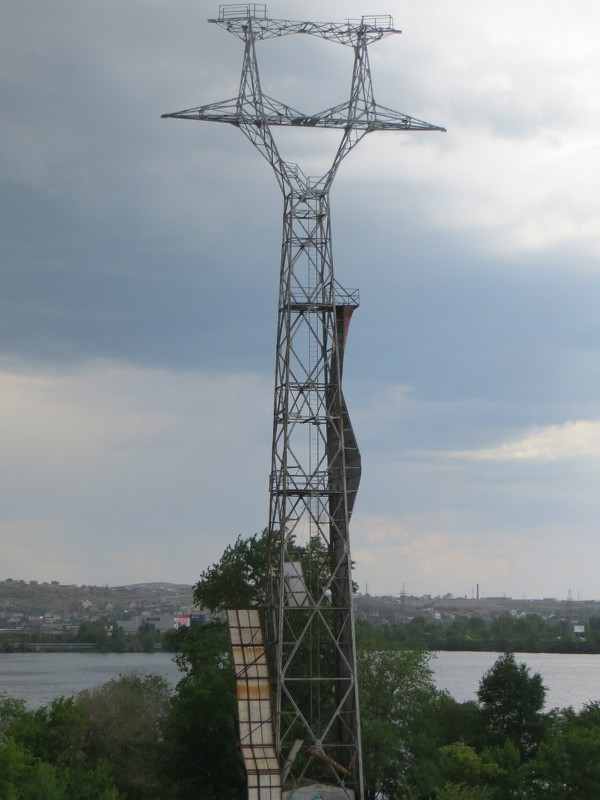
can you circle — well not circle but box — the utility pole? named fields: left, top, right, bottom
left=163, top=6, right=444, bottom=799
left=399, top=583, right=408, bottom=624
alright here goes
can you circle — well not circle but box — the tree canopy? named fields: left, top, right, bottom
left=193, top=531, right=274, bottom=611
left=477, top=651, right=546, bottom=759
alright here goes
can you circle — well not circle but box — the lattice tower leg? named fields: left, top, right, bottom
left=267, top=188, right=362, bottom=799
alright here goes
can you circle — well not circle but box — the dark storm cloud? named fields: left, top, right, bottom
left=1, top=1, right=285, bottom=369
left=1, top=0, right=600, bottom=596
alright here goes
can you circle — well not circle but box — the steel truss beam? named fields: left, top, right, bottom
left=163, top=6, right=444, bottom=800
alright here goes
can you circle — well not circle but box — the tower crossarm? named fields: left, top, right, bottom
left=162, top=6, right=444, bottom=193
left=163, top=18, right=308, bottom=195
left=162, top=97, right=444, bottom=133
left=283, top=100, right=446, bottom=132
left=160, top=95, right=303, bottom=125
left=209, top=6, right=400, bottom=46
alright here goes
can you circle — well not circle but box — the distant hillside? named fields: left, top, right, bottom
left=3, top=577, right=598, bottom=626
left=354, top=592, right=600, bottom=624
left=0, top=579, right=194, bottom=618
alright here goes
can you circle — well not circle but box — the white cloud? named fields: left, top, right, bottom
left=339, top=1, right=600, bottom=258
left=448, top=419, right=600, bottom=462
left=351, top=513, right=600, bottom=600
left=0, top=361, right=272, bottom=584
left=352, top=514, right=520, bottom=597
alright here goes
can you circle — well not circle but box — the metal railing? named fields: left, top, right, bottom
left=285, top=287, right=359, bottom=308
left=218, top=4, right=267, bottom=21
left=359, top=15, right=394, bottom=29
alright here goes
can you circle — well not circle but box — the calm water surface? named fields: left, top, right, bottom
left=432, top=651, right=600, bottom=710
left=0, top=652, right=182, bottom=708
left=2, top=650, right=600, bottom=711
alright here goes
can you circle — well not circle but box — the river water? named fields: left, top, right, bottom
left=0, top=652, right=182, bottom=709
left=1, top=650, right=600, bottom=710
left=432, top=651, right=600, bottom=710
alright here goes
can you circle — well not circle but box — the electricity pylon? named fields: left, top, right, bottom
left=163, top=6, right=444, bottom=799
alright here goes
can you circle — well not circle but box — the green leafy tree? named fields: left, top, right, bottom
left=0, top=694, right=27, bottom=737
left=490, top=614, right=516, bottom=651
left=513, top=614, right=547, bottom=652
left=60, top=762, right=124, bottom=800
left=435, top=782, right=494, bottom=800
left=467, top=616, right=488, bottom=641
left=0, top=695, right=123, bottom=800
left=433, top=740, right=521, bottom=800
left=165, top=623, right=245, bottom=800
left=586, top=616, right=600, bottom=648
left=193, top=528, right=334, bottom=613
left=0, top=735, right=32, bottom=798
left=5, top=697, right=87, bottom=770
left=404, top=693, right=486, bottom=799
left=477, top=652, right=546, bottom=759
left=19, top=760, right=63, bottom=800
left=524, top=702, right=600, bottom=799
left=445, top=618, right=470, bottom=649
left=359, top=648, right=443, bottom=800
left=431, top=695, right=481, bottom=750
left=438, top=742, right=484, bottom=787
left=76, top=621, right=110, bottom=651
left=110, top=624, right=127, bottom=653
left=76, top=674, right=171, bottom=800
left=137, top=623, right=159, bottom=653
left=193, top=530, right=275, bottom=611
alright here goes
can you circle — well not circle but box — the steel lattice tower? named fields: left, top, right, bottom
left=163, top=6, right=444, bottom=799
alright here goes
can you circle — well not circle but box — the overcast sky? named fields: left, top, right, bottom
left=2, top=0, right=600, bottom=599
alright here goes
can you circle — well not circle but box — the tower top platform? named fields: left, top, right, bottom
left=209, top=4, right=400, bottom=45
